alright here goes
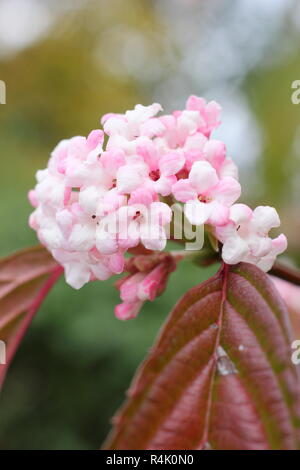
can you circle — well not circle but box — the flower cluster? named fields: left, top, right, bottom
left=29, top=95, right=287, bottom=303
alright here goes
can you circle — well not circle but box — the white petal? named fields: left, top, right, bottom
left=222, top=236, right=249, bottom=264
left=141, top=224, right=167, bottom=251
left=153, top=175, right=175, bottom=196
left=64, top=262, right=90, bottom=289
left=95, top=227, right=118, bottom=255
left=184, top=200, right=209, bottom=226
left=149, top=201, right=172, bottom=225
left=248, top=236, right=272, bottom=257
left=229, top=204, right=252, bottom=224
left=189, top=161, right=218, bottom=193
left=103, top=116, right=128, bottom=136
left=252, top=206, right=280, bottom=234
left=90, top=262, right=112, bottom=281
left=79, top=186, right=105, bottom=215
left=215, top=222, right=237, bottom=244
left=40, top=225, right=64, bottom=250
left=116, top=164, right=147, bottom=194
left=218, top=158, right=239, bottom=179
left=184, top=132, right=207, bottom=152
left=68, top=223, right=95, bottom=251
left=256, top=256, right=276, bottom=272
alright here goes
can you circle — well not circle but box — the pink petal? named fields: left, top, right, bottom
left=115, top=301, right=143, bottom=320
left=206, top=201, right=229, bottom=226
left=209, top=177, right=241, bottom=206
left=101, top=149, right=126, bottom=176
left=120, top=273, right=145, bottom=302
left=87, top=129, right=104, bottom=151
left=128, top=187, right=156, bottom=206
left=204, top=100, right=222, bottom=131
left=159, top=152, right=185, bottom=176
left=272, top=234, right=288, bottom=255
left=108, top=252, right=125, bottom=274
left=203, top=140, right=226, bottom=170
left=185, top=95, right=206, bottom=111
left=172, top=179, right=197, bottom=202
left=140, top=118, right=165, bottom=137
left=28, top=190, right=38, bottom=208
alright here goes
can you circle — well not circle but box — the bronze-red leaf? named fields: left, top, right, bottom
left=104, top=262, right=300, bottom=450
left=0, top=245, right=62, bottom=389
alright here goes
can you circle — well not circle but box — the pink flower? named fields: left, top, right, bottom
left=116, top=199, right=172, bottom=252
left=28, top=95, right=287, bottom=295
left=103, top=103, right=163, bottom=140
left=172, top=160, right=241, bottom=226
left=52, top=248, right=124, bottom=289
left=185, top=95, right=222, bottom=136
left=216, top=204, right=288, bottom=271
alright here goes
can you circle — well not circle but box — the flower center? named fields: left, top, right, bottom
left=133, top=210, right=142, bottom=220
left=198, top=195, right=212, bottom=203
left=176, top=169, right=189, bottom=179
left=149, top=170, right=160, bottom=181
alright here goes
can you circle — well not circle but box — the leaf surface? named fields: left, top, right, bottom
left=0, top=246, right=62, bottom=389
left=104, top=263, right=300, bottom=450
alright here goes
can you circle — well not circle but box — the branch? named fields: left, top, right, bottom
left=269, top=261, right=300, bottom=287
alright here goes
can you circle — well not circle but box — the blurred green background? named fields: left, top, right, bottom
left=0, top=0, right=300, bottom=449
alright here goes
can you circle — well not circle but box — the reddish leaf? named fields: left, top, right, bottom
left=0, top=245, right=62, bottom=389
left=104, top=262, right=300, bottom=450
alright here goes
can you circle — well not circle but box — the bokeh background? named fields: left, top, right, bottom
left=0, top=0, right=300, bottom=449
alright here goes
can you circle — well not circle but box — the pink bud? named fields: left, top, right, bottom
left=28, top=190, right=38, bottom=208
left=87, top=129, right=104, bottom=150
left=115, top=301, right=143, bottom=320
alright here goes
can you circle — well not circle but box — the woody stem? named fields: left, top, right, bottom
left=269, top=261, right=300, bottom=287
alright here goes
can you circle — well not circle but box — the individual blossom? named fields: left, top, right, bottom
left=172, top=160, right=241, bottom=226
left=52, top=247, right=125, bottom=289
left=215, top=204, right=288, bottom=271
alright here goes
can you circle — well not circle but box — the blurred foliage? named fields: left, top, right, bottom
left=0, top=0, right=299, bottom=449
